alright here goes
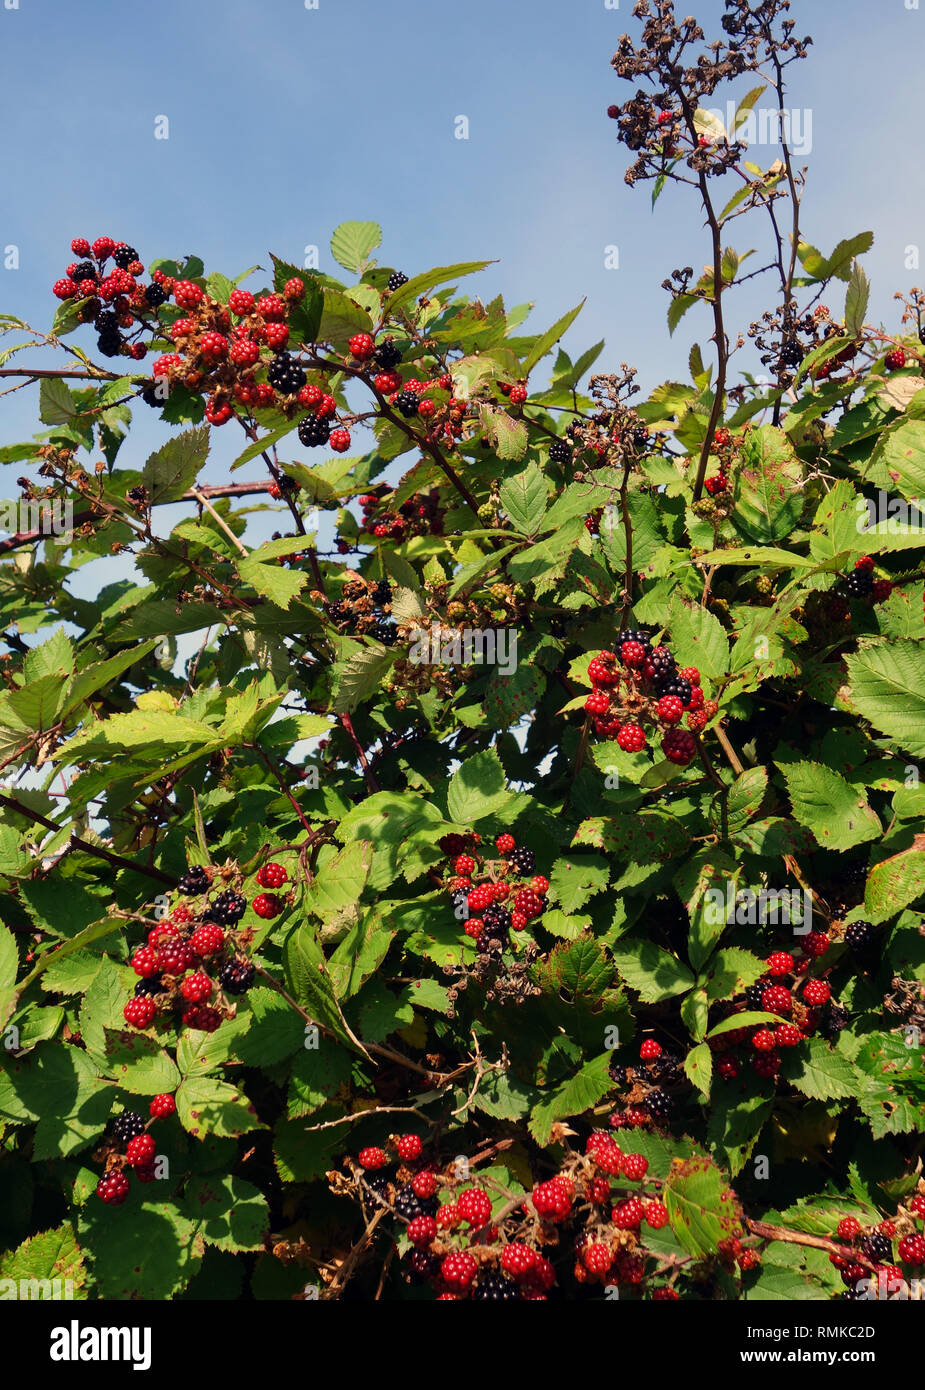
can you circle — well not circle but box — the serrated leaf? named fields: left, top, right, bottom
left=141, top=426, right=209, bottom=504
left=609, top=938, right=694, bottom=1002
left=330, top=221, right=382, bottom=274
left=521, top=299, right=585, bottom=374
left=446, top=748, right=510, bottom=824
left=499, top=462, right=548, bottom=534
left=777, top=760, right=881, bottom=850
left=281, top=924, right=369, bottom=1056
left=781, top=1037, right=858, bottom=1101
left=528, top=1052, right=612, bottom=1144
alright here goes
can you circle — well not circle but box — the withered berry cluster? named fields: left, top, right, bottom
left=323, top=576, right=397, bottom=646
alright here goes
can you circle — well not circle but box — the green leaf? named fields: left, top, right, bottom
left=666, top=595, right=729, bottom=681
left=781, top=1037, right=858, bottom=1101
left=318, top=288, right=373, bottom=346
left=777, top=760, right=881, bottom=850
left=330, top=221, right=382, bottom=274
left=844, top=259, right=870, bottom=339
left=141, top=426, right=209, bottom=504
left=79, top=1202, right=201, bottom=1299
left=182, top=1175, right=269, bottom=1252
left=0, top=1223, right=87, bottom=1295
left=528, top=1052, right=612, bottom=1144
left=330, top=643, right=394, bottom=714
left=236, top=555, right=308, bottom=610
left=499, top=462, right=549, bottom=535
left=733, top=424, right=804, bottom=542
left=101, top=1028, right=181, bottom=1094
left=521, top=299, right=585, bottom=374
left=39, top=378, right=77, bottom=425
left=281, top=924, right=369, bottom=1056
left=175, top=1075, right=266, bottom=1140
left=328, top=906, right=395, bottom=999
left=684, top=1043, right=713, bottom=1097
left=446, top=748, right=510, bottom=824
left=548, top=854, right=610, bottom=914
left=864, top=847, right=925, bottom=924
left=665, top=1155, right=737, bottom=1257
left=304, top=840, right=374, bottom=922
left=874, top=419, right=925, bottom=503
left=845, top=640, right=925, bottom=759
left=385, top=260, right=494, bottom=315
left=610, top=938, right=695, bottom=1003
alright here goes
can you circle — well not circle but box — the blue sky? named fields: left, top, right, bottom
left=2, top=0, right=924, bottom=550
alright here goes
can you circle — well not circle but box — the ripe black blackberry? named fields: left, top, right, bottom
left=631, top=425, right=650, bottom=450
left=482, top=905, right=512, bottom=936
left=71, top=261, right=96, bottom=284
left=212, top=889, right=247, bottom=926
left=178, top=865, right=210, bottom=895
left=472, top=1270, right=519, bottom=1300
left=112, top=244, right=138, bottom=269
left=608, top=1060, right=628, bottom=1086
left=134, top=975, right=164, bottom=998
left=298, top=414, right=331, bottom=447
left=144, top=282, right=168, bottom=307
left=653, top=1051, right=681, bottom=1081
left=372, top=620, right=397, bottom=646
left=780, top=338, right=803, bottom=367
left=549, top=438, right=571, bottom=464
left=387, top=271, right=409, bottom=292
left=97, top=332, right=122, bottom=357
left=374, top=338, right=402, bottom=368
left=218, top=959, right=255, bottom=995
left=96, top=310, right=119, bottom=334
left=645, top=1088, right=672, bottom=1121
left=817, top=1003, right=850, bottom=1040
left=508, top=846, right=535, bottom=876
left=112, top=1111, right=146, bottom=1143
left=842, top=568, right=874, bottom=599
left=363, top=1173, right=390, bottom=1201
left=267, top=351, right=306, bottom=394
left=393, top=1184, right=435, bottom=1221
left=661, top=678, right=692, bottom=705
left=395, top=390, right=420, bottom=418
left=844, top=919, right=875, bottom=952
left=744, top=984, right=764, bottom=1009
left=648, top=650, right=676, bottom=682
left=408, top=1250, right=441, bottom=1284
left=373, top=579, right=392, bottom=605
left=860, top=1233, right=892, bottom=1263
left=919, top=325, right=925, bottom=347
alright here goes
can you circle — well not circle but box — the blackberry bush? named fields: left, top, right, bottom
left=0, top=0, right=923, bottom=1308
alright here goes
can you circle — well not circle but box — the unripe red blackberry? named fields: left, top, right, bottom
left=639, top=1039, right=662, bottom=1060
left=149, top=1094, right=176, bottom=1119
left=189, top=923, right=225, bottom=957
left=645, top=1199, right=669, bottom=1229
left=500, top=1243, right=537, bottom=1279
left=156, top=939, right=194, bottom=976
left=358, top=1147, right=388, bottom=1170
left=125, top=1133, right=156, bottom=1167
left=395, top=1133, right=423, bottom=1161
left=617, top=722, right=647, bottom=753
left=97, top=1171, right=130, bottom=1205
left=252, top=892, right=281, bottom=919
left=761, top=985, right=791, bottom=1015
left=131, top=945, right=160, bottom=978
left=256, top=861, right=288, bottom=890
left=182, top=1005, right=222, bottom=1032
left=899, top=1233, right=925, bottom=1263
left=407, top=1215, right=437, bottom=1248
left=441, top=1251, right=477, bottom=1291
left=456, top=1187, right=492, bottom=1227
left=181, top=972, right=212, bottom=1003
left=767, top=951, right=794, bottom=977
left=661, top=728, right=696, bottom=765
left=123, top=996, right=157, bottom=1029
left=621, top=1153, right=649, bottom=1181
left=612, top=1196, right=645, bottom=1229
left=802, top=979, right=830, bottom=1006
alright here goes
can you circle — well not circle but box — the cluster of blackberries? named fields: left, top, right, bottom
left=608, top=1041, right=680, bottom=1128
left=445, top=833, right=548, bottom=951
left=581, top=630, right=712, bottom=762
left=549, top=438, right=571, bottom=464
left=324, top=577, right=396, bottom=645
left=387, top=271, right=409, bottom=292
left=269, top=351, right=307, bottom=395
left=356, top=487, right=444, bottom=542
left=96, top=1093, right=177, bottom=1205
left=121, top=863, right=279, bottom=1034
left=835, top=556, right=892, bottom=604
left=52, top=236, right=159, bottom=361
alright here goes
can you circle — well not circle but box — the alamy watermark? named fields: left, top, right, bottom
left=408, top=624, right=518, bottom=677
left=704, top=884, right=812, bottom=933
left=699, top=100, right=813, bottom=156
left=0, top=497, right=73, bottom=537
left=857, top=492, right=925, bottom=535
